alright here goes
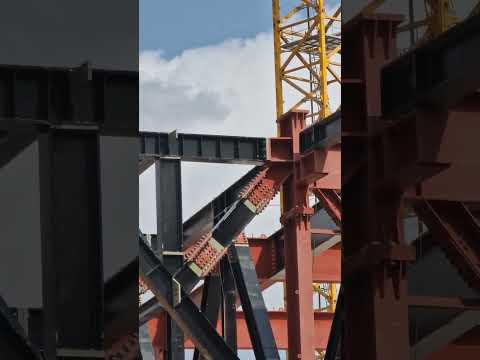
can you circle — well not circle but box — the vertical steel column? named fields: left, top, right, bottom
left=221, top=257, right=237, bottom=353
left=278, top=111, right=315, bottom=360
left=192, top=273, right=223, bottom=360
left=155, top=159, right=184, bottom=360
left=342, top=14, right=410, bottom=360
left=230, top=242, right=280, bottom=360
left=324, top=287, right=344, bottom=360
left=38, top=129, right=104, bottom=356
left=37, top=130, right=56, bottom=360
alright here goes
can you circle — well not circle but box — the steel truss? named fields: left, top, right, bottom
left=139, top=110, right=341, bottom=359
left=0, top=63, right=139, bottom=359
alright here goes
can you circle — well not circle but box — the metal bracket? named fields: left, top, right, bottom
left=163, top=251, right=184, bottom=257
left=188, top=262, right=203, bottom=277
left=172, top=278, right=182, bottom=306
left=243, top=199, right=258, bottom=213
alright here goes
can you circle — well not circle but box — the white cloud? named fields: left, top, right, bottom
left=139, top=30, right=340, bottom=236
left=140, top=33, right=282, bottom=235
left=140, top=33, right=278, bottom=137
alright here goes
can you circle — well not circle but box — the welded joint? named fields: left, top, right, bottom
left=280, top=205, right=314, bottom=224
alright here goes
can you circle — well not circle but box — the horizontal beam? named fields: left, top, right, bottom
left=408, top=296, right=480, bottom=311
left=0, top=63, right=138, bottom=135
left=139, top=131, right=266, bottom=170
left=249, top=233, right=341, bottom=283
left=410, top=310, right=480, bottom=360
left=381, top=12, right=480, bottom=117
left=148, top=310, right=334, bottom=351
left=299, top=111, right=341, bottom=154
left=139, top=233, right=341, bottom=326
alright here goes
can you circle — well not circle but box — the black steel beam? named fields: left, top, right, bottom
left=325, top=288, right=344, bottom=360
left=40, top=129, right=104, bottom=351
left=104, top=257, right=139, bottom=349
left=37, top=130, right=57, bottom=359
left=221, top=257, right=238, bottom=353
left=299, top=111, right=341, bottom=154
left=139, top=167, right=263, bottom=325
left=139, top=236, right=238, bottom=360
left=0, top=63, right=138, bottom=136
left=156, top=159, right=184, bottom=360
left=230, top=243, right=280, bottom=360
left=381, top=13, right=480, bottom=117
left=174, top=198, right=258, bottom=294
left=139, top=197, right=340, bottom=325
left=0, top=118, right=45, bottom=169
left=192, top=274, right=223, bottom=360
left=0, top=295, right=42, bottom=360
left=183, top=166, right=263, bottom=247
left=139, top=131, right=266, bottom=170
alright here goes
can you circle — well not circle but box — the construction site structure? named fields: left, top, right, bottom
left=1, top=1, right=480, bottom=360
left=272, top=0, right=341, bottom=124
left=138, top=1, right=480, bottom=360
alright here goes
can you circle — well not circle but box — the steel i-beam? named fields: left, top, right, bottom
left=155, top=158, right=185, bottom=360
left=230, top=236, right=280, bottom=360
left=139, top=236, right=238, bottom=360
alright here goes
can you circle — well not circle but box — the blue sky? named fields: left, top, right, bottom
left=139, top=2, right=339, bottom=358
left=140, top=0, right=339, bottom=56
left=140, top=0, right=273, bottom=55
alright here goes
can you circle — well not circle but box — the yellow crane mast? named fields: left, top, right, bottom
left=272, top=0, right=341, bottom=125
left=272, top=1, right=341, bottom=322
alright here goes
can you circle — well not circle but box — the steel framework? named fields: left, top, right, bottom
left=326, top=4, right=480, bottom=360
left=0, top=63, right=139, bottom=359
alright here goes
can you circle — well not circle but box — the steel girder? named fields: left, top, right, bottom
left=230, top=241, right=280, bottom=360
left=139, top=235, right=239, bottom=360
left=0, top=63, right=138, bottom=135
left=0, top=295, right=42, bottom=360
left=381, top=12, right=480, bottom=117
left=1, top=63, right=139, bottom=358
left=139, top=132, right=266, bottom=173
left=341, top=13, right=412, bottom=360
left=341, top=9, right=480, bottom=360
left=139, top=166, right=264, bottom=322
left=191, top=273, right=223, bottom=360
left=155, top=158, right=185, bottom=360
left=324, top=287, right=344, bottom=360
left=299, top=111, right=341, bottom=154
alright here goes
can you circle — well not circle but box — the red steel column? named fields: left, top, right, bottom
left=278, top=110, right=315, bottom=360
left=342, top=14, right=411, bottom=360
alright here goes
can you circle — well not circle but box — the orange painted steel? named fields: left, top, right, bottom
left=148, top=311, right=334, bottom=351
